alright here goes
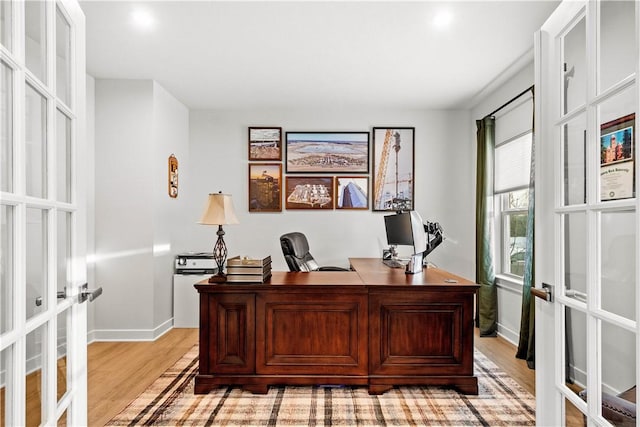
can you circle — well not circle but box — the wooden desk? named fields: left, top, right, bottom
left=194, top=258, right=479, bottom=395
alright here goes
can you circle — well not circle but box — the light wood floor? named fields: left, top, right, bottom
left=88, top=327, right=538, bottom=426
left=88, top=328, right=198, bottom=427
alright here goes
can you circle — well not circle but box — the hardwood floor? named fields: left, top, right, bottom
left=88, top=327, right=538, bottom=426
left=88, top=328, right=198, bottom=427
left=473, top=328, right=535, bottom=395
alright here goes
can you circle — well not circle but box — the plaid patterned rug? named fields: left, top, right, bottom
left=106, top=346, right=535, bottom=426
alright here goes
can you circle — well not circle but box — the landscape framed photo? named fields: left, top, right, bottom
left=248, top=163, right=282, bottom=212
left=249, top=127, right=282, bottom=161
left=285, top=176, right=334, bottom=210
left=285, top=131, right=369, bottom=173
left=335, top=176, right=369, bottom=210
left=372, top=127, right=415, bottom=211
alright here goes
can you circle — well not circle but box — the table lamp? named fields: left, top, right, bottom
left=198, top=192, right=239, bottom=283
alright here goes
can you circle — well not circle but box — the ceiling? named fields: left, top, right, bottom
left=81, top=1, right=559, bottom=110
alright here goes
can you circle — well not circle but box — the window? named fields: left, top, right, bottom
left=493, top=112, right=533, bottom=280
left=498, top=188, right=529, bottom=277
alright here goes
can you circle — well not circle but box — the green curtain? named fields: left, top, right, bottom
left=475, top=117, right=498, bottom=337
left=516, top=92, right=536, bottom=369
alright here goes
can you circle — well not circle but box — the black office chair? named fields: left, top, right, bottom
left=280, top=232, right=349, bottom=272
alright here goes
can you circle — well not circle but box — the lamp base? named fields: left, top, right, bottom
left=208, top=273, right=227, bottom=283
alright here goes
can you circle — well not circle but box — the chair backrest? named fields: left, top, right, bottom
left=280, top=232, right=320, bottom=272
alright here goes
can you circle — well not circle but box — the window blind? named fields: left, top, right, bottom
left=494, top=132, right=532, bottom=194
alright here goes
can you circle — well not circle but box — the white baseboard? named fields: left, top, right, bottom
left=497, top=323, right=520, bottom=347
left=89, top=317, right=173, bottom=342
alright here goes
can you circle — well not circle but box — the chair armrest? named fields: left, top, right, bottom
left=318, top=266, right=350, bottom=271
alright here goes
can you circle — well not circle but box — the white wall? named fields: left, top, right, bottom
left=93, top=79, right=189, bottom=340
left=151, top=82, right=190, bottom=329
left=175, top=108, right=476, bottom=280
left=89, top=83, right=476, bottom=338
left=471, top=58, right=535, bottom=345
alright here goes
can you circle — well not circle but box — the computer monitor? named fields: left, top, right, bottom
left=384, top=211, right=427, bottom=254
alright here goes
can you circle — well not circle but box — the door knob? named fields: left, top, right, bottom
left=79, top=283, right=103, bottom=303
left=531, top=282, right=553, bottom=302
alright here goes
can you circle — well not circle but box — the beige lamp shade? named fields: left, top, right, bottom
left=198, top=193, right=240, bottom=225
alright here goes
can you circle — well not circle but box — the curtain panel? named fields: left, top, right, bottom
left=516, top=92, right=536, bottom=369
left=475, top=117, right=498, bottom=337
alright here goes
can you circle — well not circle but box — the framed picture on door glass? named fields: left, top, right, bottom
left=600, top=113, right=635, bottom=201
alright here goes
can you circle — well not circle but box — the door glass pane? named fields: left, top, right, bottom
left=565, top=397, right=584, bottom=427
left=1, top=205, right=13, bottom=334
left=55, top=7, right=71, bottom=106
left=1, top=346, right=10, bottom=427
left=56, top=111, right=71, bottom=203
left=0, top=1, right=11, bottom=51
left=598, top=86, right=635, bottom=202
left=57, top=410, right=67, bottom=427
left=565, top=307, right=587, bottom=399
left=26, top=208, right=47, bottom=320
left=57, top=211, right=70, bottom=298
left=599, top=0, right=636, bottom=92
left=56, top=311, right=67, bottom=401
left=563, top=114, right=586, bottom=206
left=25, top=0, right=47, bottom=83
left=26, top=324, right=46, bottom=427
left=25, top=84, right=47, bottom=199
left=601, top=321, right=636, bottom=425
left=1, top=60, right=12, bottom=193
left=562, top=16, right=586, bottom=114
left=601, top=211, right=635, bottom=320
left=564, top=213, right=587, bottom=302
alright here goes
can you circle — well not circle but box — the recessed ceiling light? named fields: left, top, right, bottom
left=432, top=10, right=453, bottom=30
left=131, top=8, right=155, bottom=31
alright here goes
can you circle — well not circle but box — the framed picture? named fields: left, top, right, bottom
left=372, top=127, right=415, bottom=211
left=285, top=176, right=334, bottom=210
left=285, top=131, right=369, bottom=173
left=600, top=113, right=635, bottom=201
left=249, top=127, right=282, bottom=161
left=168, top=154, right=178, bottom=198
left=335, top=176, right=369, bottom=210
left=248, top=163, right=282, bottom=212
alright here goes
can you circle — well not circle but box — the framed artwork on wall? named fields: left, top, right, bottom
left=285, top=131, right=369, bottom=173
left=285, top=176, right=334, bottom=210
left=248, top=163, right=282, bottom=212
left=335, top=176, right=369, bottom=210
left=372, top=127, right=415, bottom=211
left=249, top=127, right=282, bottom=161
left=168, top=154, right=178, bottom=198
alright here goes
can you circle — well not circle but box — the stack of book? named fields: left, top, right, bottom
left=226, top=255, right=272, bottom=283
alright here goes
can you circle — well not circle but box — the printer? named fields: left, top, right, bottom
left=175, top=252, right=217, bottom=275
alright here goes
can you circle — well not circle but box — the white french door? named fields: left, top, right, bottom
left=0, top=0, right=87, bottom=425
left=535, top=0, right=638, bottom=426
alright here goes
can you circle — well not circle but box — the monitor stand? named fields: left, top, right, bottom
left=405, top=253, right=423, bottom=274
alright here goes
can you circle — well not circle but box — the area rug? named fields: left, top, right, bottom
left=106, top=346, right=535, bottom=426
